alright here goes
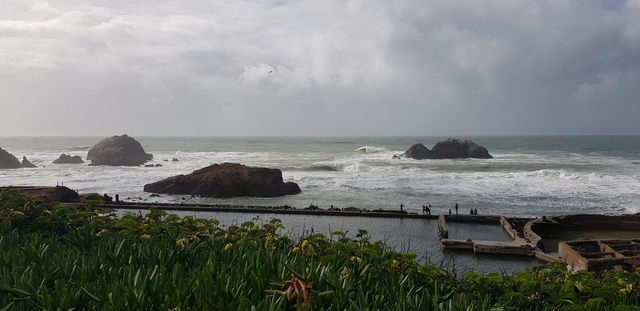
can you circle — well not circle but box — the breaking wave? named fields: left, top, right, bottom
left=355, top=146, right=388, bottom=153
left=66, top=146, right=91, bottom=151
left=285, top=165, right=340, bottom=172
left=2, top=136, right=639, bottom=217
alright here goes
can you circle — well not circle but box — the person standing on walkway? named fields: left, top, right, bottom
left=400, top=203, right=404, bottom=213
left=455, top=203, right=459, bottom=215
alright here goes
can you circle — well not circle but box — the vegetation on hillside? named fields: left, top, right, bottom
left=1, top=189, right=639, bottom=310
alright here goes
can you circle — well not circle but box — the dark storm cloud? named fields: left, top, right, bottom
left=1, top=0, right=639, bottom=136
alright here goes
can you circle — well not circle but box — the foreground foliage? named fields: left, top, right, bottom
left=1, top=189, right=639, bottom=310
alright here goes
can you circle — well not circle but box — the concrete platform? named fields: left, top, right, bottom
left=442, top=239, right=537, bottom=256
left=441, top=213, right=558, bottom=259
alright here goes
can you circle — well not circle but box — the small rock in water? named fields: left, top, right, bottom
left=172, top=158, right=179, bottom=162
left=52, top=154, right=84, bottom=164
left=21, top=156, right=37, bottom=168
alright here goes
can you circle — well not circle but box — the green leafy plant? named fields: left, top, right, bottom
left=0, top=190, right=639, bottom=310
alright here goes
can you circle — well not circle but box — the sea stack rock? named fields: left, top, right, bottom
left=397, top=138, right=492, bottom=159
left=401, top=143, right=432, bottom=159
left=21, top=156, right=37, bottom=168
left=0, top=148, right=22, bottom=169
left=52, top=154, right=84, bottom=164
left=143, top=162, right=301, bottom=198
left=87, top=134, right=152, bottom=166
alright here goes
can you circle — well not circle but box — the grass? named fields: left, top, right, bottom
left=1, top=189, right=639, bottom=310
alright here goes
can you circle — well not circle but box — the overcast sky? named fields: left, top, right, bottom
left=1, top=0, right=639, bottom=136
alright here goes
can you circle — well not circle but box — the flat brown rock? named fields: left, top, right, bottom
left=143, top=163, right=301, bottom=198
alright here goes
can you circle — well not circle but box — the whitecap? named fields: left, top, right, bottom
left=355, top=146, right=389, bottom=153
left=67, top=146, right=91, bottom=151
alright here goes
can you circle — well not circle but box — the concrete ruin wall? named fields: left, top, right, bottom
left=562, top=239, right=640, bottom=272
left=555, top=214, right=640, bottom=231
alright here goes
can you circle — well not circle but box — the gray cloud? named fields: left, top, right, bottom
left=1, top=0, right=639, bottom=136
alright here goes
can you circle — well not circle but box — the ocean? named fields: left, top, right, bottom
left=1, top=136, right=639, bottom=217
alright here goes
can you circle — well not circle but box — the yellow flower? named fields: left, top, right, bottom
left=350, top=256, right=363, bottom=264
left=176, top=237, right=187, bottom=247
left=341, top=267, right=350, bottom=277
left=392, top=259, right=399, bottom=266
left=302, top=240, right=310, bottom=249
left=96, top=229, right=108, bottom=237
left=189, top=235, right=199, bottom=242
left=141, top=234, right=151, bottom=239
left=224, top=233, right=229, bottom=239
left=44, top=210, right=53, bottom=215
left=292, top=247, right=301, bottom=253
left=620, top=283, right=634, bottom=294
left=224, top=243, right=233, bottom=251
left=254, top=223, right=260, bottom=229
left=265, top=235, right=273, bottom=248
left=527, top=292, right=542, bottom=302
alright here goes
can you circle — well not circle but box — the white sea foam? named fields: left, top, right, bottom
left=355, top=146, right=389, bottom=153
left=1, top=137, right=639, bottom=217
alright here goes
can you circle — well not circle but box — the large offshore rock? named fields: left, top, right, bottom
left=52, top=154, right=84, bottom=164
left=429, top=138, right=493, bottom=159
left=144, top=163, right=301, bottom=198
left=397, top=138, right=492, bottom=159
left=0, top=148, right=22, bottom=169
left=87, top=135, right=152, bottom=166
